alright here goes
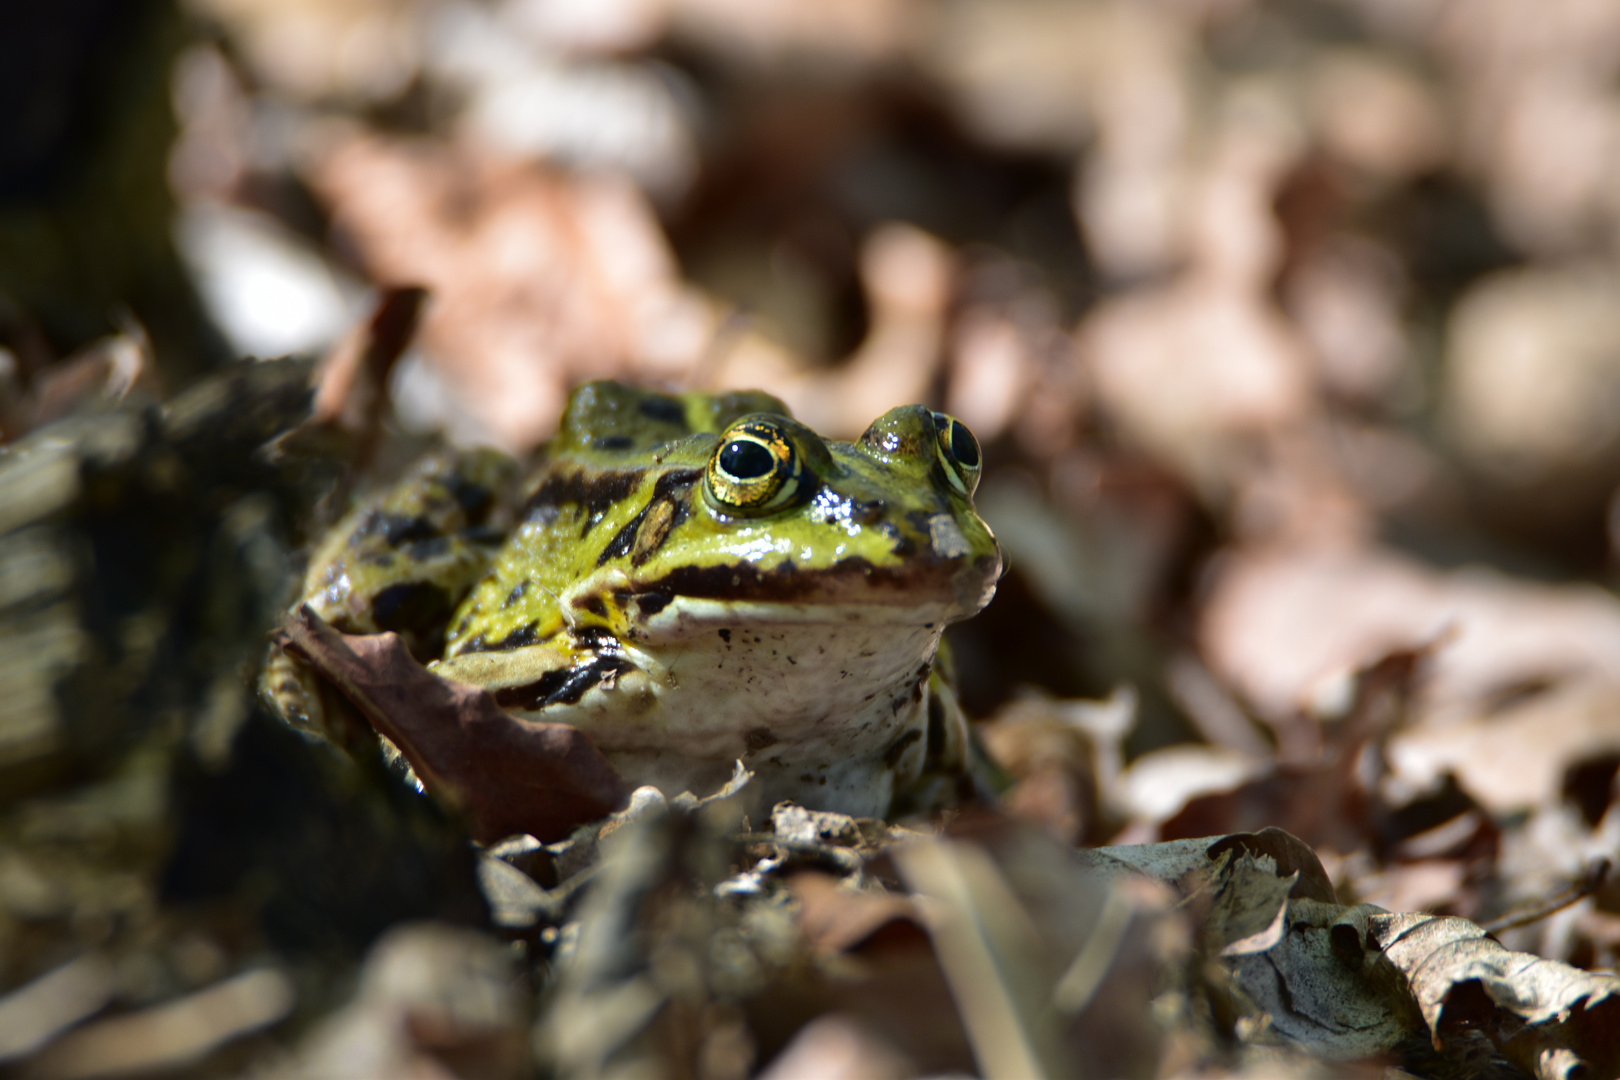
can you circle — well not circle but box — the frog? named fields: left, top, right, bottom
left=278, top=381, right=1003, bottom=819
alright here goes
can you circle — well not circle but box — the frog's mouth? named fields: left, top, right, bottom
left=618, top=551, right=1003, bottom=625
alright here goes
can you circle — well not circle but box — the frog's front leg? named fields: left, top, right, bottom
left=434, top=567, right=670, bottom=718
left=432, top=631, right=642, bottom=715
left=890, top=671, right=1008, bottom=814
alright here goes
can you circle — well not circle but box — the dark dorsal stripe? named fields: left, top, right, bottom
left=523, top=468, right=644, bottom=532
left=596, top=468, right=701, bottom=567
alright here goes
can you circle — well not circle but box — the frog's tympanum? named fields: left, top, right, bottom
left=284, top=382, right=1002, bottom=818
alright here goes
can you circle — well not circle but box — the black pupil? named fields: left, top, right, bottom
left=720, top=439, right=775, bottom=480
left=948, top=422, right=980, bottom=468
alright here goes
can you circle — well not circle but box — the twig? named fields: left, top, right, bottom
left=1482, top=857, right=1610, bottom=934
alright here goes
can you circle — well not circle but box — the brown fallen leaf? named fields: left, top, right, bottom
left=1200, top=544, right=1620, bottom=818
left=279, top=605, right=628, bottom=843
left=1082, top=832, right=1421, bottom=1062
left=1156, top=648, right=1443, bottom=861
left=789, top=871, right=926, bottom=957
left=1372, top=911, right=1620, bottom=1080
left=1080, top=826, right=1620, bottom=1075
left=309, top=135, right=711, bottom=451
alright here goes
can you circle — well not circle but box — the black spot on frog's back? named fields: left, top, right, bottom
left=560, top=382, right=693, bottom=451
left=570, top=626, right=622, bottom=653
left=353, top=511, right=439, bottom=547
left=598, top=506, right=645, bottom=565
left=638, top=396, right=687, bottom=425
left=404, top=535, right=450, bottom=561
left=447, top=474, right=498, bottom=519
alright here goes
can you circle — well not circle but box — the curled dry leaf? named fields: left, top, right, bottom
left=1371, top=912, right=1620, bottom=1080
left=1084, top=831, right=1419, bottom=1061
left=1200, top=544, right=1620, bottom=815
left=1079, top=826, right=1620, bottom=1075
left=279, top=606, right=628, bottom=843
left=1079, top=827, right=1337, bottom=906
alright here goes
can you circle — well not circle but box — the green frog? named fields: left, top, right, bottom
left=283, top=381, right=1002, bottom=819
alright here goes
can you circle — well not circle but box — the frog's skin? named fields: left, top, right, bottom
left=292, top=381, right=1002, bottom=818
left=298, top=447, right=518, bottom=659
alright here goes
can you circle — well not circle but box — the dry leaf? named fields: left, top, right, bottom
left=789, top=872, right=925, bottom=956
left=1200, top=544, right=1620, bottom=815
left=279, top=606, right=629, bottom=842
left=1372, top=911, right=1620, bottom=1079
left=310, top=135, right=712, bottom=450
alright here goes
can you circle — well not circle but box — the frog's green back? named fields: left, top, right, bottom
left=547, top=382, right=789, bottom=463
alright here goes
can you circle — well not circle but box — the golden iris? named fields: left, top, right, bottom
left=705, top=418, right=800, bottom=513
left=931, top=412, right=982, bottom=496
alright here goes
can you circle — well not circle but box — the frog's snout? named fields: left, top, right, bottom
left=953, top=550, right=1003, bottom=615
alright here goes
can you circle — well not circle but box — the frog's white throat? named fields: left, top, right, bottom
left=436, top=600, right=954, bottom=817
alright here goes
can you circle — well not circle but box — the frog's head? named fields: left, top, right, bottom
left=618, top=403, right=1003, bottom=630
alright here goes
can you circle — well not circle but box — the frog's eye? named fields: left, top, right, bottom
left=932, top=412, right=982, bottom=496
left=705, top=419, right=801, bottom=513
